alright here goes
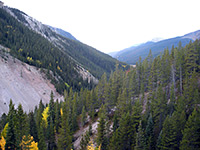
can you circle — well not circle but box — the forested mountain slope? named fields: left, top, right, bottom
left=1, top=38, right=200, bottom=149
left=0, top=5, right=127, bottom=93
left=113, top=30, right=200, bottom=64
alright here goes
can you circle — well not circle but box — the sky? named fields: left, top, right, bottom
left=2, top=0, right=200, bottom=53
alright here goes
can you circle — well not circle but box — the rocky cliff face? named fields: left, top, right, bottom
left=0, top=45, right=63, bottom=115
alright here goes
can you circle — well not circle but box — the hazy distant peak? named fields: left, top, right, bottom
left=48, top=26, right=78, bottom=41
left=151, top=37, right=164, bottom=42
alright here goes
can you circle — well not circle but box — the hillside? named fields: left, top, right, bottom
left=0, top=5, right=127, bottom=93
left=113, top=30, right=200, bottom=64
left=0, top=45, right=62, bottom=115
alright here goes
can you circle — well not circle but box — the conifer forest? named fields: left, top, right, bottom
left=1, top=39, right=200, bottom=150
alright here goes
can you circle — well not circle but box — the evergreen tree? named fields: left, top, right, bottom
left=80, top=131, right=90, bottom=150
left=109, top=129, right=120, bottom=150
left=118, top=112, right=135, bottom=150
left=48, top=91, right=55, bottom=124
left=180, top=108, right=200, bottom=150
left=151, top=85, right=167, bottom=137
left=112, top=112, right=119, bottom=132
left=47, top=118, right=56, bottom=150
left=71, top=92, right=78, bottom=132
left=145, top=113, right=155, bottom=150
left=16, top=104, right=29, bottom=149
left=97, top=106, right=107, bottom=150
left=54, top=99, right=61, bottom=133
left=160, top=115, right=177, bottom=149
left=38, top=124, right=46, bottom=150
left=29, top=111, right=38, bottom=142
left=135, top=121, right=145, bottom=150
left=5, top=100, right=17, bottom=150
left=57, top=102, right=72, bottom=150
left=185, top=41, right=199, bottom=74
left=81, top=106, right=86, bottom=127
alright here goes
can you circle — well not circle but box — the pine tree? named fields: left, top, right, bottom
left=151, top=85, right=167, bottom=137
left=160, top=115, right=177, bottom=149
left=37, top=101, right=46, bottom=150
left=16, top=104, right=29, bottom=149
left=57, top=102, right=72, bottom=150
left=185, top=41, right=199, bottom=74
left=145, top=113, right=155, bottom=150
left=118, top=112, right=135, bottom=150
left=97, top=106, right=107, bottom=150
left=29, top=112, right=38, bottom=142
left=168, top=84, right=175, bottom=115
left=112, top=112, right=119, bottom=132
left=81, top=106, right=86, bottom=127
left=36, top=100, right=44, bottom=134
left=47, top=118, right=56, bottom=150
left=48, top=91, right=55, bottom=124
left=5, top=100, right=17, bottom=150
left=180, top=108, right=200, bottom=150
left=38, top=124, right=46, bottom=150
left=135, top=121, right=145, bottom=150
left=80, top=131, right=90, bottom=150
left=54, top=99, right=61, bottom=133
left=109, top=129, right=120, bottom=150
left=71, top=92, right=78, bottom=132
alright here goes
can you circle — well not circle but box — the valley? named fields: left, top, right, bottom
left=0, top=1, right=200, bottom=150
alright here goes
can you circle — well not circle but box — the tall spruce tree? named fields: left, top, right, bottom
left=145, top=113, right=155, bottom=150
left=5, top=100, right=17, bottom=150
left=180, top=107, right=200, bottom=150
left=57, top=102, right=72, bottom=150
left=28, top=111, right=38, bottom=142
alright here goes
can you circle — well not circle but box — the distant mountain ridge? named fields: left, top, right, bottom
left=111, top=30, right=200, bottom=64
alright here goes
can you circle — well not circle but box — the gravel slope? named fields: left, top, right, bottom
left=0, top=47, right=62, bottom=115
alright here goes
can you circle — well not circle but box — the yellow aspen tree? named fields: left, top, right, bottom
left=1, top=123, right=8, bottom=138
left=30, top=140, right=38, bottom=150
left=42, top=106, right=49, bottom=128
left=0, top=136, right=6, bottom=150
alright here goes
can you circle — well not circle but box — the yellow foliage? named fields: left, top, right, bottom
left=20, top=135, right=38, bottom=150
left=27, top=56, right=33, bottom=62
left=60, top=108, right=63, bottom=116
left=36, top=60, right=42, bottom=65
left=87, top=141, right=101, bottom=150
left=1, top=123, right=8, bottom=138
left=18, top=48, right=23, bottom=53
left=6, top=25, right=12, bottom=28
left=0, top=136, right=6, bottom=150
left=42, top=106, right=49, bottom=128
left=30, top=141, right=38, bottom=150
left=57, top=66, right=62, bottom=72
left=122, top=64, right=127, bottom=68
left=65, top=82, right=70, bottom=88
left=87, top=141, right=95, bottom=150
left=20, top=135, right=33, bottom=150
